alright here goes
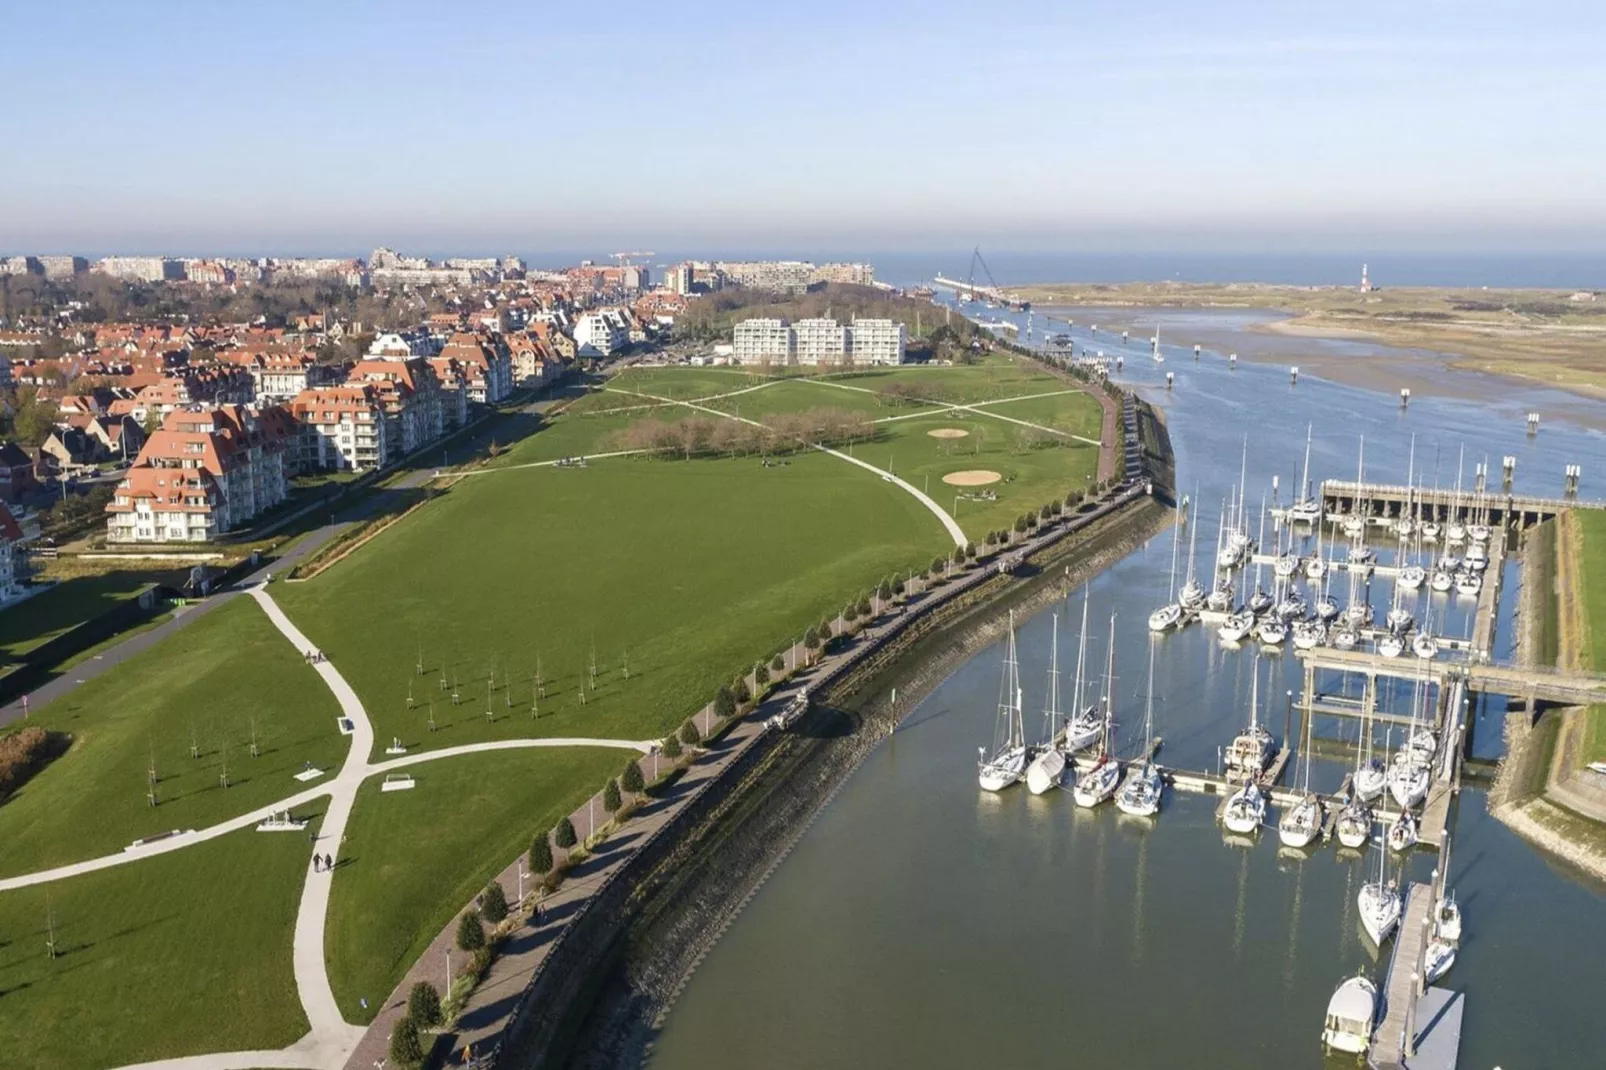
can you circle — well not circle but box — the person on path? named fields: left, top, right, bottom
left=312, top=854, right=321, bottom=872
left=325, top=852, right=334, bottom=871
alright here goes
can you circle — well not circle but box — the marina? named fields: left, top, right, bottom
left=651, top=298, right=1606, bottom=1070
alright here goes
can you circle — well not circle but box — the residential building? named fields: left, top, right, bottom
left=348, top=358, right=450, bottom=455
left=0, top=442, right=38, bottom=502
left=105, top=406, right=291, bottom=543
left=438, top=334, right=513, bottom=403
left=573, top=311, right=628, bottom=357
left=732, top=318, right=795, bottom=366
left=38, top=255, right=88, bottom=280
left=95, top=257, right=183, bottom=283
left=811, top=262, right=876, bottom=286
left=848, top=318, right=906, bottom=365
left=793, top=318, right=850, bottom=365
left=716, top=260, right=815, bottom=293
left=0, top=502, right=28, bottom=606
left=246, top=352, right=345, bottom=401
left=289, top=385, right=389, bottom=471
left=0, top=256, right=41, bottom=276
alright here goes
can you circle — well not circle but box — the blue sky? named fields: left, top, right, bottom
left=3, top=0, right=1604, bottom=256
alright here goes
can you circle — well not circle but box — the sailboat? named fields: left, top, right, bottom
left=1278, top=697, right=1325, bottom=848
left=1447, top=446, right=1467, bottom=543
left=1412, top=626, right=1440, bottom=660
left=1257, top=615, right=1288, bottom=646
left=1291, top=619, right=1326, bottom=650
left=1225, top=658, right=1274, bottom=779
left=1386, top=807, right=1419, bottom=852
left=1355, top=723, right=1387, bottom=803
left=1026, top=615, right=1069, bottom=795
left=1222, top=779, right=1267, bottom=834
left=1218, top=608, right=1256, bottom=643
left=1116, top=641, right=1163, bottom=817
left=1072, top=614, right=1122, bottom=808
left=1358, top=846, right=1402, bottom=945
left=1387, top=679, right=1432, bottom=809
left=1063, top=589, right=1102, bottom=752
left=1305, top=519, right=1328, bottom=580
left=1149, top=514, right=1185, bottom=632
left=1426, top=834, right=1462, bottom=981
left=1377, top=631, right=1406, bottom=658
left=1216, top=491, right=1243, bottom=571
left=1336, top=794, right=1373, bottom=849
left=978, top=611, right=1027, bottom=792
left=1179, top=498, right=1206, bottom=608
left=1288, top=425, right=1323, bottom=525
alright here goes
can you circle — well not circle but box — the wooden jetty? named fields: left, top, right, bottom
left=1370, top=884, right=1463, bottom=1070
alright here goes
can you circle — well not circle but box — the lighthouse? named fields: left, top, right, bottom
left=1360, top=263, right=1372, bottom=294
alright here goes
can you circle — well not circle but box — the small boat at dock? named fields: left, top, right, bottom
left=1322, top=975, right=1378, bottom=1055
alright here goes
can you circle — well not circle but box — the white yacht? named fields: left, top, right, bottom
left=1279, top=698, right=1324, bottom=847
left=1275, top=590, right=1308, bottom=620
left=1344, top=601, right=1374, bottom=628
left=1291, top=620, right=1326, bottom=650
left=1468, top=522, right=1492, bottom=544
left=1248, top=586, right=1274, bottom=614
left=1425, top=938, right=1456, bottom=983
left=1222, top=781, right=1267, bottom=834
left=1225, top=661, right=1274, bottom=780
left=1346, top=542, right=1375, bottom=565
left=1179, top=502, right=1207, bottom=608
left=1025, top=614, right=1068, bottom=795
left=1413, top=631, right=1440, bottom=660
left=1315, top=593, right=1341, bottom=621
left=1274, top=552, right=1300, bottom=579
left=1332, top=625, right=1359, bottom=651
left=1343, top=515, right=1367, bottom=540
left=1377, top=633, right=1405, bottom=658
left=1206, top=579, right=1235, bottom=612
left=1388, top=752, right=1430, bottom=809
left=1386, top=807, right=1419, bottom=852
left=1116, top=643, right=1163, bottom=818
left=1147, top=602, right=1183, bottom=632
left=1421, top=521, right=1442, bottom=543
left=1336, top=798, right=1372, bottom=848
left=1386, top=605, right=1414, bottom=634
left=1322, top=976, right=1378, bottom=1055
left=1455, top=570, right=1483, bottom=597
left=1063, top=590, right=1102, bottom=753
left=1430, top=568, right=1454, bottom=593
left=1072, top=615, right=1122, bottom=808
left=1305, top=554, right=1327, bottom=581
left=978, top=612, right=1028, bottom=792
left=1257, top=617, right=1288, bottom=646
left=1218, top=609, right=1255, bottom=643
left=1355, top=756, right=1386, bottom=803
left=1397, top=563, right=1427, bottom=590
left=1358, top=863, right=1402, bottom=945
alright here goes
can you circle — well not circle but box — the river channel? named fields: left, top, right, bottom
left=647, top=307, right=1606, bottom=1069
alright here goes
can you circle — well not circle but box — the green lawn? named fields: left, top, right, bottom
left=0, top=597, right=346, bottom=876
left=275, top=450, right=943, bottom=758
left=698, top=378, right=933, bottom=420
left=326, top=747, right=627, bottom=1021
left=973, top=390, right=1104, bottom=441
left=818, top=358, right=1067, bottom=402
left=0, top=829, right=308, bottom=1070
left=0, top=570, right=173, bottom=666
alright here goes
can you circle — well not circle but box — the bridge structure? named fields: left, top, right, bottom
left=1316, top=478, right=1601, bottom=531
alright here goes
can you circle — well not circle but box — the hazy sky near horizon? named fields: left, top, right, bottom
left=4, top=0, right=1604, bottom=256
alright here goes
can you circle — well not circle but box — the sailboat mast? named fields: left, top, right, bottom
left=1044, top=614, right=1061, bottom=743
left=1144, top=639, right=1156, bottom=753
left=1073, top=587, right=1090, bottom=713
left=1300, top=423, right=1313, bottom=499
left=1103, top=613, right=1118, bottom=756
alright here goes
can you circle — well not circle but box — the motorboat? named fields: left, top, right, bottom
left=1397, top=564, right=1427, bottom=590
left=1288, top=499, right=1323, bottom=525
left=1218, top=610, right=1255, bottom=643
left=1248, top=587, right=1274, bottom=614
left=1413, top=631, right=1440, bottom=660
left=1430, top=569, right=1454, bottom=593
left=1257, top=617, right=1287, bottom=646
left=1436, top=890, right=1463, bottom=944
left=1336, top=799, right=1372, bottom=848
left=1025, top=614, right=1068, bottom=796
left=1358, top=874, right=1402, bottom=945
left=1354, top=757, right=1386, bottom=803
left=1377, top=633, right=1405, bottom=658
left=1387, top=808, right=1419, bottom=852
left=1222, top=782, right=1266, bottom=834
left=1322, top=975, right=1378, bottom=1055
left=978, top=612, right=1028, bottom=792
left=1425, top=937, right=1456, bottom=983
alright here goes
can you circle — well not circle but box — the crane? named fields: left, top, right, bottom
left=611, top=251, right=655, bottom=266
left=966, top=247, right=1030, bottom=311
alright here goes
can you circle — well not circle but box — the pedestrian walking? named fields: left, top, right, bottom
left=325, top=853, right=334, bottom=871
left=312, top=854, right=321, bottom=872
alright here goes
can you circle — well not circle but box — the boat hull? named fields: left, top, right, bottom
left=1025, top=749, right=1066, bottom=795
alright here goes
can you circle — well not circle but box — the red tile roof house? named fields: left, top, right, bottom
left=0, top=441, right=39, bottom=503
left=104, top=405, right=292, bottom=543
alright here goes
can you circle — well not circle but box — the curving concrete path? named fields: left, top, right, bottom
left=608, top=387, right=969, bottom=547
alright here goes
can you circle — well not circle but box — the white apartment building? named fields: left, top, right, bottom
left=848, top=318, right=906, bottom=365
left=732, top=318, right=795, bottom=366
left=573, top=311, right=628, bottom=357
left=793, top=318, right=850, bottom=365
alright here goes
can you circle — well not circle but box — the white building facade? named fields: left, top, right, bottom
left=848, top=318, right=906, bottom=365
left=793, top=318, right=850, bottom=365
left=732, top=318, right=795, bottom=366
left=573, top=312, right=628, bottom=357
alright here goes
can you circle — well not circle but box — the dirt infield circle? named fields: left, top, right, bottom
left=926, top=428, right=969, bottom=439
left=942, top=470, right=1003, bottom=486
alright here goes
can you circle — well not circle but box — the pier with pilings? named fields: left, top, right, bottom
left=1313, top=477, right=1601, bottom=531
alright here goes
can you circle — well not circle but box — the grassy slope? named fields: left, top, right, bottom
left=274, top=450, right=941, bottom=757
left=326, top=747, right=626, bottom=1021
left=0, top=569, right=175, bottom=665
left=0, top=830, right=308, bottom=1070
left=1577, top=511, right=1606, bottom=761
left=0, top=597, right=345, bottom=876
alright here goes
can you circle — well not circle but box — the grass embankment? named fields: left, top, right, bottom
left=0, top=829, right=309, bottom=1070
left=325, top=747, right=627, bottom=1022
left=0, top=567, right=177, bottom=668
left=0, top=597, right=344, bottom=876
left=274, top=450, right=942, bottom=759
left=1574, top=511, right=1606, bottom=762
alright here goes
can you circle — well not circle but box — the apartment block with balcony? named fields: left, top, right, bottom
left=793, top=318, right=850, bottom=365
left=848, top=318, right=906, bottom=365
left=290, top=385, right=389, bottom=471
left=731, top=318, right=795, bottom=366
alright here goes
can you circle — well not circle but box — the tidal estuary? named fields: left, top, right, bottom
left=648, top=308, right=1606, bottom=1069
